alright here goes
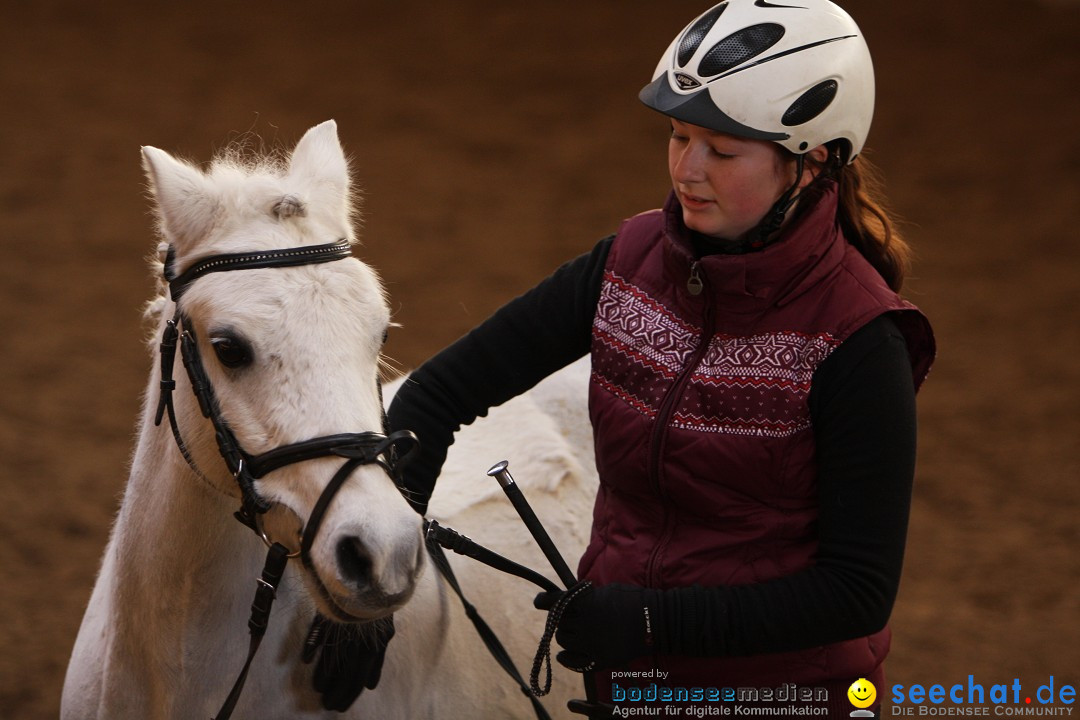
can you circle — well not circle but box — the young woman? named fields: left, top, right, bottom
left=388, top=0, right=935, bottom=714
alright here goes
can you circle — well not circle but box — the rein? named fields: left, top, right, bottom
left=152, top=238, right=418, bottom=719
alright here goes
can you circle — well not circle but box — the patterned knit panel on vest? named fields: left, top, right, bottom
left=593, top=271, right=841, bottom=438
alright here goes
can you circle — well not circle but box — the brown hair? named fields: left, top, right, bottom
left=800, top=146, right=912, bottom=292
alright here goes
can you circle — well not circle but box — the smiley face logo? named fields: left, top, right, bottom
left=847, top=678, right=877, bottom=709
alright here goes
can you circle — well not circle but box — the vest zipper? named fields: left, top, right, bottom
left=644, top=263, right=715, bottom=587
left=687, top=261, right=704, bottom=296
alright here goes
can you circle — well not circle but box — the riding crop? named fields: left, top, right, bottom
left=487, top=461, right=615, bottom=720
left=422, top=460, right=616, bottom=718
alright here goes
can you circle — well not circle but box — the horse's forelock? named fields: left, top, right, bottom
left=205, top=140, right=358, bottom=231
left=210, top=140, right=288, bottom=180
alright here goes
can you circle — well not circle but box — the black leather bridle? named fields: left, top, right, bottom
left=152, top=238, right=417, bottom=719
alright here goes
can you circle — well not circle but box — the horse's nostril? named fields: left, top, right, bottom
left=336, top=536, right=373, bottom=588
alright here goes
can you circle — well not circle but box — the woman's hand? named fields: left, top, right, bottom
left=534, top=582, right=659, bottom=671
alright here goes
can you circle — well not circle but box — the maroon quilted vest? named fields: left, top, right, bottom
left=582, top=186, right=934, bottom=690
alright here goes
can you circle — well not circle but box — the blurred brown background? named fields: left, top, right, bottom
left=1, top=1, right=1077, bottom=717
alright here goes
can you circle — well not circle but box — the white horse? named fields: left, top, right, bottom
left=61, top=120, right=598, bottom=719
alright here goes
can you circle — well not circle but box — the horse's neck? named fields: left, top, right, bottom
left=100, top=386, right=282, bottom=693
left=119, top=408, right=255, bottom=594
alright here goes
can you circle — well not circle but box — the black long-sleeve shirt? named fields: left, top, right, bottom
left=388, top=235, right=917, bottom=657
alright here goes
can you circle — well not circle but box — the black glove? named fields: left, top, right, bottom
left=534, top=582, right=659, bottom=671
left=304, top=614, right=395, bottom=711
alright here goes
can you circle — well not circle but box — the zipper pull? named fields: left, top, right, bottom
left=687, top=261, right=703, bottom=296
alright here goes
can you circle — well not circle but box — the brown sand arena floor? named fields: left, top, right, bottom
left=1, top=1, right=1077, bottom=717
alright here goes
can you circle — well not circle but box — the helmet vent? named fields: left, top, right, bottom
left=699, top=23, right=785, bottom=77
left=677, top=3, right=728, bottom=68
left=781, top=79, right=839, bottom=126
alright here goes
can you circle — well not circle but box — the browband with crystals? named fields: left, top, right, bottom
left=166, top=239, right=352, bottom=302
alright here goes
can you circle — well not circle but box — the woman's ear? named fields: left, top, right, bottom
left=798, top=144, right=830, bottom=189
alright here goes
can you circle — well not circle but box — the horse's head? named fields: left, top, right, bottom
left=141, top=121, right=422, bottom=622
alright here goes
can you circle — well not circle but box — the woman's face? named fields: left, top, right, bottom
left=667, top=119, right=799, bottom=241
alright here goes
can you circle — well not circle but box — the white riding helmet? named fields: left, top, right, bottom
left=639, top=0, right=874, bottom=164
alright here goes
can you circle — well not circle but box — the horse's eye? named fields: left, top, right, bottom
left=210, top=336, right=253, bottom=369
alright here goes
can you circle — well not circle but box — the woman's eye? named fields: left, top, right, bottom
left=210, top=336, right=253, bottom=369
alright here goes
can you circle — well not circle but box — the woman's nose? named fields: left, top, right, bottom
left=672, top=144, right=706, bottom=183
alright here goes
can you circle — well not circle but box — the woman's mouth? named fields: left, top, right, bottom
left=679, top=191, right=713, bottom=211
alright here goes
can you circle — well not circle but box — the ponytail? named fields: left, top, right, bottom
left=799, top=147, right=912, bottom=292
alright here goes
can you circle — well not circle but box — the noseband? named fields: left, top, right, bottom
left=153, top=238, right=418, bottom=556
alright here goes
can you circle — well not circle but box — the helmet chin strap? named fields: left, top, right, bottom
left=737, top=153, right=807, bottom=253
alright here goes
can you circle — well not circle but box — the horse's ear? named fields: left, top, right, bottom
left=287, top=120, right=349, bottom=206
left=142, top=146, right=218, bottom=251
